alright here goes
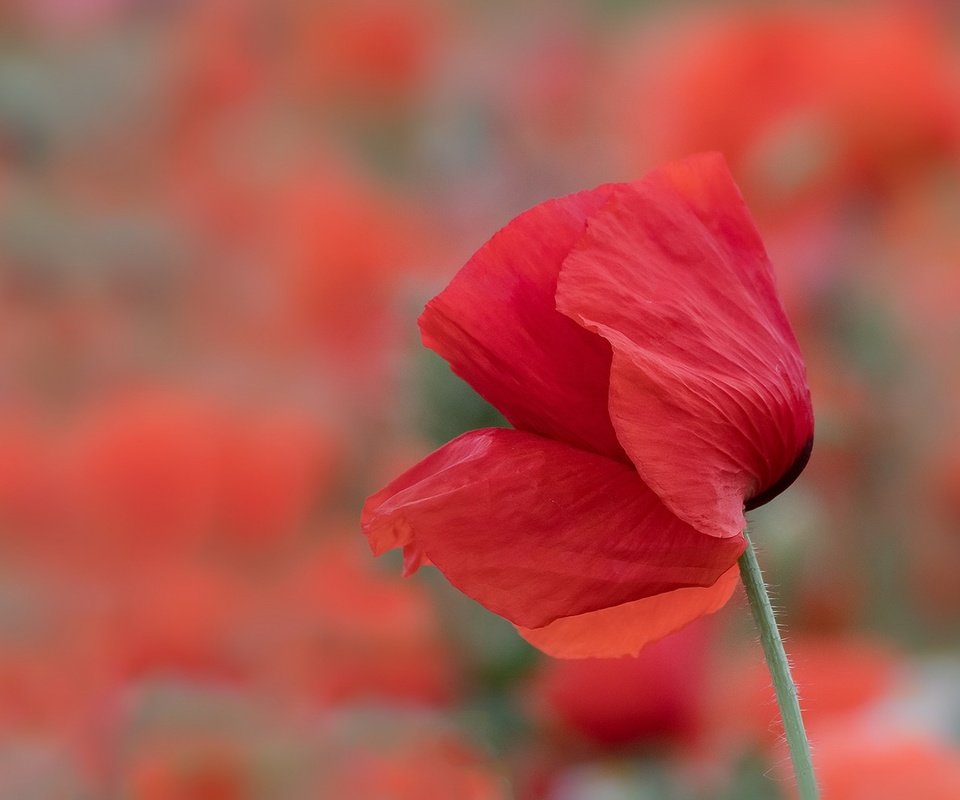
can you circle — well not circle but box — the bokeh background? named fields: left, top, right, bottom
left=1, top=0, right=960, bottom=797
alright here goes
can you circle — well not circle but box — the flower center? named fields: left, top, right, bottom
left=744, top=435, right=814, bottom=511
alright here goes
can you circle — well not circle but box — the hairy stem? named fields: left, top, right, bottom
left=738, top=530, right=819, bottom=799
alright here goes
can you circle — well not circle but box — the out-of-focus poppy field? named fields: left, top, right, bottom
left=1, top=1, right=960, bottom=797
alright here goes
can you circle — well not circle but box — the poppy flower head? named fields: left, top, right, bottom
left=617, top=7, right=960, bottom=218
left=528, top=620, right=713, bottom=747
left=363, top=153, right=813, bottom=658
left=811, top=726, right=960, bottom=800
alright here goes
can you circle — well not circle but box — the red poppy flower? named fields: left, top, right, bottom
left=811, top=726, right=960, bottom=800
left=315, top=714, right=508, bottom=800
left=362, top=153, right=813, bottom=658
left=528, top=619, right=713, bottom=747
left=123, top=737, right=248, bottom=800
left=711, top=634, right=902, bottom=749
left=614, top=7, right=960, bottom=232
left=247, top=536, right=457, bottom=708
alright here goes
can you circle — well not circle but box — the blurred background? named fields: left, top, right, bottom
left=1, top=0, right=959, bottom=797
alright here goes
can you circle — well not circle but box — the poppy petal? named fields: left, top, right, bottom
left=558, top=153, right=813, bottom=538
left=361, top=428, right=744, bottom=629
left=517, top=564, right=739, bottom=658
left=419, top=187, right=627, bottom=460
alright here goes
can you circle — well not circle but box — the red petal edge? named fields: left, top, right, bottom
left=517, top=564, right=739, bottom=659
left=361, top=428, right=744, bottom=629
left=419, top=187, right=627, bottom=461
left=558, top=153, right=813, bottom=538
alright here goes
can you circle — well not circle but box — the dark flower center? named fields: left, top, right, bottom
left=744, top=435, right=814, bottom=512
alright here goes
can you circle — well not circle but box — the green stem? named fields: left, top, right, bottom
left=738, top=530, right=819, bottom=800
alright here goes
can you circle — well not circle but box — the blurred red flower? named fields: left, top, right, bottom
left=241, top=536, right=457, bottom=708
left=712, top=634, right=902, bottom=748
left=124, top=737, right=248, bottom=800
left=618, top=6, right=960, bottom=218
left=183, top=156, right=436, bottom=389
left=0, top=410, right=55, bottom=536
left=213, top=407, right=338, bottom=548
left=288, top=0, right=448, bottom=104
left=261, top=166, right=430, bottom=355
left=64, top=389, right=337, bottom=554
left=362, top=154, right=813, bottom=658
left=67, top=392, right=221, bottom=551
left=315, top=715, right=507, bottom=800
left=115, top=559, right=248, bottom=681
left=807, top=724, right=960, bottom=800
left=528, top=620, right=713, bottom=748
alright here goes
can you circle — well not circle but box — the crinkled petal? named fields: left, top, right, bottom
left=419, top=187, right=627, bottom=460
left=361, top=429, right=744, bottom=629
left=517, top=564, right=739, bottom=659
left=558, top=153, right=813, bottom=539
